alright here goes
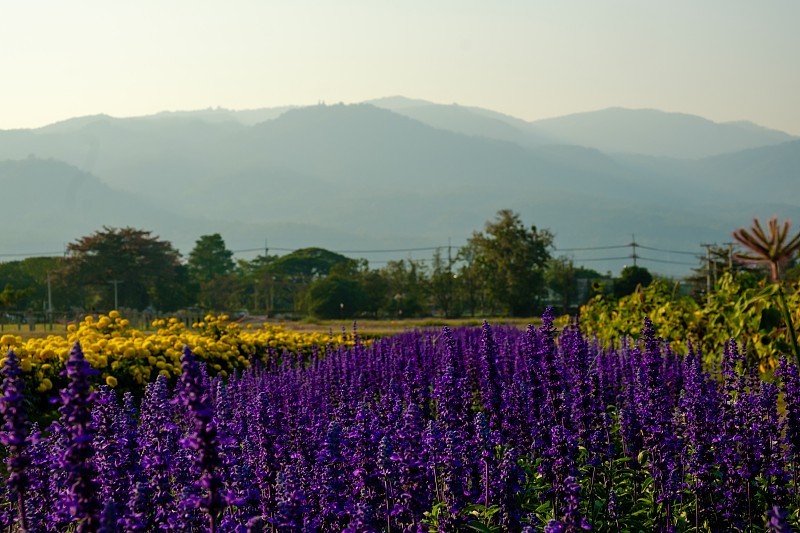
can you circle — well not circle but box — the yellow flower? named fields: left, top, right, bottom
left=36, top=378, right=53, bottom=392
left=109, top=310, right=120, bottom=319
left=106, top=375, right=118, bottom=387
left=0, top=334, right=16, bottom=346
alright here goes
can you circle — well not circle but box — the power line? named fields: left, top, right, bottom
left=332, top=246, right=443, bottom=254
left=554, top=244, right=630, bottom=252
left=230, top=245, right=444, bottom=255
left=568, top=256, right=632, bottom=262
left=636, top=256, right=697, bottom=266
left=637, top=244, right=699, bottom=256
left=0, top=251, right=64, bottom=258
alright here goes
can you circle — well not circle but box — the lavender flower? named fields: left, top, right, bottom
left=1, top=349, right=31, bottom=531
left=177, top=345, right=225, bottom=532
left=57, top=341, right=101, bottom=532
left=766, top=505, right=792, bottom=533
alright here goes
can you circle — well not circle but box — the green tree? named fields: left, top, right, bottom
left=237, top=254, right=278, bottom=313
left=455, top=243, right=486, bottom=317
left=306, top=274, right=368, bottom=319
left=379, top=259, right=428, bottom=318
left=59, top=226, right=189, bottom=311
left=545, top=256, right=578, bottom=314
left=0, top=257, right=70, bottom=311
left=357, top=268, right=390, bottom=318
left=463, top=209, right=554, bottom=316
left=613, top=265, right=653, bottom=298
left=429, top=248, right=456, bottom=317
left=266, top=248, right=356, bottom=315
left=187, top=234, right=238, bottom=310
left=187, top=234, right=235, bottom=285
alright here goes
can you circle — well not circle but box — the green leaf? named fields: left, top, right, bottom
left=467, top=523, right=495, bottom=533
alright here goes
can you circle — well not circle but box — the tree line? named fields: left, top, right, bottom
left=0, top=210, right=656, bottom=320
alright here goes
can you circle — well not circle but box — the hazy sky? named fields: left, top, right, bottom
left=3, top=1, right=799, bottom=134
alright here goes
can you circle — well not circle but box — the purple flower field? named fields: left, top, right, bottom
left=2, top=310, right=799, bottom=532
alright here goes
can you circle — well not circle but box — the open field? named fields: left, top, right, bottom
left=263, top=316, right=544, bottom=337
left=1, top=315, right=545, bottom=341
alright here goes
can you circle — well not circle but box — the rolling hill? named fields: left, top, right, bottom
left=1, top=100, right=797, bottom=277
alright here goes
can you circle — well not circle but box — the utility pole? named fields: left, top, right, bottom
left=723, top=242, right=735, bottom=271
left=630, top=234, right=638, bottom=267
left=46, top=271, right=53, bottom=314
left=46, top=271, right=54, bottom=331
left=109, top=280, right=123, bottom=310
left=447, top=238, right=453, bottom=273
left=701, top=244, right=713, bottom=300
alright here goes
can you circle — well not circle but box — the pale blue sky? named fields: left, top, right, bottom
left=3, top=1, right=799, bottom=133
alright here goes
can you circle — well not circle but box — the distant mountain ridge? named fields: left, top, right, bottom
left=368, top=97, right=797, bottom=158
left=1, top=98, right=797, bottom=277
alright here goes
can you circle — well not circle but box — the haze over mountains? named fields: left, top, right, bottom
left=2, top=97, right=797, bottom=277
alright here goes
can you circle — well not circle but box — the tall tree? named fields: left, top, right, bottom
left=379, top=259, right=428, bottom=318
left=463, top=209, right=554, bottom=316
left=545, top=256, right=578, bottom=314
left=187, top=234, right=236, bottom=286
left=266, top=248, right=355, bottom=314
left=187, top=234, right=238, bottom=310
left=613, top=265, right=653, bottom=298
left=59, top=226, right=189, bottom=311
left=429, top=248, right=456, bottom=317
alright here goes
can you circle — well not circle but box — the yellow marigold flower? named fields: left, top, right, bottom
left=109, top=310, right=120, bottom=319
left=37, top=378, right=53, bottom=392
left=120, top=319, right=129, bottom=327
left=0, top=334, right=16, bottom=346
left=106, top=375, right=118, bottom=387
left=158, top=369, right=170, bottom=378
left=20, top=358, right=32, bottom=373
left=148, top=356, right=157, bottom=366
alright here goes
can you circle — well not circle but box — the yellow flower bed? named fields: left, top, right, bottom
left=0, top=311, right=360, bottom=395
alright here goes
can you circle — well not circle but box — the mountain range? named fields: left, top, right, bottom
left=1, top=96, right=798, bottom=278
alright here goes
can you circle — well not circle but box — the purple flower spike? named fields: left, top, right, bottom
left=1, top=349, right=31, bottom=531
left=178, top=345, right=225, bottom=532
left=766, top=505, right=792, bottom=533
left=58, top=341, right=101, bottom=532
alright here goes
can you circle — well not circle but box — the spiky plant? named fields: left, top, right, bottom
left=733, top=217, right=800, bottom=366
left=733, top=217, right=800, bottom=283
